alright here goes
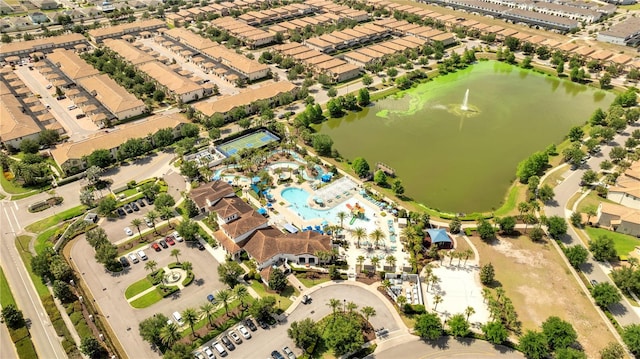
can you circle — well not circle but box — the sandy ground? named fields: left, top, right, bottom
left=471, top=234, right=617, bottom=358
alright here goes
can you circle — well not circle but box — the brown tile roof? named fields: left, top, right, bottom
left=212, top=196, right=255, bottom=219
left=193, top=81, right=296, bottom=117
left=190, top=180, right=235, bottom=209
left=0, top=84, right=42, bottom=143
left=222, top=210, right=268, bottom=239
left=600, top=202, right=640, bottom=226
left=243, top=227, right=332, bottom=264
left=77, top=74, right=145, bottom=116
left=214, top=230, right=243, bottom=254
left=46, top=49, right=99, bottom=80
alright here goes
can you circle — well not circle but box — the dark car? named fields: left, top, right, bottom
left=151, top=243, right=161, bottom=252
left=131, top=202, right=140, bottom=211
left=117, top=208, right=126, bottom=217
left=137, top=199, right=145, bottom=207
left=207, top=294, right=215, bottom=302
left=271, top=350, right=285, bottom=359
left=197, top=242, right=205, bottom=250
left=56, top=95, right=66, bottom=100
left=220, top=335, right=235, bottom=351
left=119, top=256, right=130, bottom=267
left=123, top=204, right=133, bottom=213
left=165, top=237, right=175, bottom=246
left=244, top=318, right=257, bottom=331
left=257, top=319, right=269, bottom=329
left=145, top=196, right=154, bottom=205
left=159, top=240, right=168, bottom=249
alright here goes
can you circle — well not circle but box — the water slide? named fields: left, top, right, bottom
left=350, top=216, right=357, bottom=225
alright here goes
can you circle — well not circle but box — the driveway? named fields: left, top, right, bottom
left=70, top=234, right=225, bottom=359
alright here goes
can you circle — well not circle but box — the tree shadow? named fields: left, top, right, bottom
left=578, top=262, right=593, bottom=274
left=608, top=302, right=628, bottom=316
left=424, top=336, right=450, bottom=350
left=194, top=278, right=205, bottom=286
left=170, top=291, right=182, bottom=300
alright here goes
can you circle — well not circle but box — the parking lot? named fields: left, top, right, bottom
left=99, top=197, right=157, bottom=244
left=70, top=229, right=226, bottom=358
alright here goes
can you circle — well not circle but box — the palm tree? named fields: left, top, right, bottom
left=448, top=251, right=456, bottom=266
left=463, top=249, right=474, bottom=266
left=385, top=255, right=396, bottom=271
left=327, top=298, right=341, bottom=317
left=160, top=206, right=174, bottom=228
left=346, top=301, right=358, bottom=314
left=464, top=306, right=476, bottom=322
left=382, top=279, right=391, bottom=292
left=146, top=210, right=159, bottom=234
left=429, top=275, right=440, bottom=292
left=217, top=289, right=231, bottom=315
left=496, top=287, right=506, bottom=302
left=423, top=264, right=433, bottom=282
left=337, top=211, right=348, bottom=228
left=356, top=255, right=365, bottom=273
left=171, top=248, right=181, bottom=264
left=433, top=294, right=443, bottom=312
left=397, top=295, right=407, bottom=311
left=159, top=322, right=181, bottom=347
left=144, top=260, right=157, bottom=273
left=352, top=227, right=366, bottom=248
left=371, top=256, right=380, bottom=271
left=131, top=218, right=143, bottom=239
left=401, top=226, right=417, bottom=244
left=438, top=250, right=447, bottom=265
left=369, top=228, right=385, bottom=249
left=181, top=308, right=199, bottom=337
left=233, top=285, right=249, bottom=309
left=181, top=261, right=192, bottom=272
left=517, top=201, right=530, bottom=220
left=523, top=213, right=536, bottom=234
left=481, top=288, right=492, bottom=303
left=200, top=302, right=215, bottom=328
left=361, top=306, right=376, bottom=323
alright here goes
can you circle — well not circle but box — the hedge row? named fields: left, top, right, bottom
left=182, top=271, right=194, bottom=286
left=42, top=295, right=80, bottom=356
left=158, top=285, right=179, bottom=297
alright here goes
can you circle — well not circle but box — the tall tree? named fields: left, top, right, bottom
left=181, top=308, right=199, bottom=337
left=217, top=261, right=244, bottom=288
left=200, top=302, right=215, bottom=328
left=233, top=285, right=249, bottom=308
left=159, top=322, right=181, bottom=347
left=217, top=289, right=231, bottom=315
left=131, top=218, right=143, bottom=239
left=519, top=330, right=550, bottom=359
left=287, top=318, right=320, bottom=352
left=171, top=248, right=181, bottom=263
left=541, top=316, right=577, bottom=350
left=414, top=312, right=443, bottom=340
left=448, top=313, right=470, bottom=337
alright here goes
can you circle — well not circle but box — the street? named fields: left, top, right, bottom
left=370, top=335, right=524, bottom=359
left=545, top=125, right=640, bottom=326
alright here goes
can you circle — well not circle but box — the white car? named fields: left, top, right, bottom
left=124, top=227, right=133, bottom=236
left=229, top=330, right=242, bottom=344
left=237, top=325, right=251, bottom=339
left=203, top=347, right=215, bottom=359
left=172, top=231, right=183, bottom=242
left=46, top=84, right=52, bottom=89
left=283, top=346, right=296, bottom=359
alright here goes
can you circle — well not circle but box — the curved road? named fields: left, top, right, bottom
left=371, top=336, right=524, bottom=359
left=545, top=126, right=640, bottom=326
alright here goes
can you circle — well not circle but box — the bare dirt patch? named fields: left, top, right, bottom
left=471, top=235, right=616, bottom=358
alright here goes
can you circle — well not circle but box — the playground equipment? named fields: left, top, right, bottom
left=346, top=202, right=365, bottom=224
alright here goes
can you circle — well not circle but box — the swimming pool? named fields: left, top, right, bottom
left=282, top=187, right=358, bottom=222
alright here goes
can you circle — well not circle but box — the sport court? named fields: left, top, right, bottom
left=217, top=129, right=279, bottom=156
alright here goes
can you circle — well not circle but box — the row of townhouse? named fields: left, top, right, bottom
left=237, top=3, right=316, bottom=27
left=375, top=18, right=456, bottom=45
left=273, top=43, right=361, bottom=82
left=0, top=73, right=64, bottom=150
left=193, top=81, right=298, bottom=120
left=307, top=0, right=370, bottom=23
left=102, top=38, right=206, bottom=103
left=597, top=162, right=640, bottom=236
left=87, top=18, right=165, bottom=44
left=597, top=18, right=640, bottom=47
left=210, top=16, right=275, bottom=48
left=165, top=0, right=284, bottom=26
left=189, top=180, right=333, bottom=279
left=304, top=22, right=393, bottom=54
left=0, top=33, right=86, bottom=62
left=161, top=27, right=270, bottom=82
left=49, top=113, right=187, bottom=174
left=267, top=13, right=342, bottom=38
left=342, top=36, right=430, bottom=67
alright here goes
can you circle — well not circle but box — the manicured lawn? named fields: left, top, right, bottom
left=25, top=205, right=87, bottom=233
left=34, top=226, right=58, bottom=255
left=125, top=278, right=154, bottom=299
left=584, top=227, right=639, bottom=260
left=15, top=236, right=50, bottom=298
left=294, top=273, right=331, bottom=288
left=576, top=191, right=615, bottom=215
left=0, top=168, right=35, bottom=194
left=130, top=289, right=163, bottom=309
left=250, top=280, right=297, bottom=310
left=0, top=267, right=17, bottom=307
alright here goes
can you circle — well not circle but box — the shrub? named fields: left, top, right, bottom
left=158, top=285, right=179, bottom=297
left=62, top=338, right=77, bottom=353
left=168, top=262, right=181, bottom=269
left=147, top=269, right=165, bottom=285
left=52, top=319, right=67, bottom=337
left=411, top=304, right=426, bottom=314
left=182, top=271, right=194, bottom=286
left=69, top=311, right=83, bottom=325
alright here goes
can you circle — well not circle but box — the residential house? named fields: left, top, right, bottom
left=597, top=202, right=640, bottom=237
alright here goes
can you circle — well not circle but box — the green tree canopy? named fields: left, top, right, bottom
left=519, top=330, right=549, bottom=359
left=541, top=316, right=577, bottom=350
left=591, top=282, right=621, bottom=308
left=622, top=324, right=640, bottom=357
left=217, top=261, right=244, bottom=288
left=287, top=318, right=320, bottom=351
left=414, top=312, right=443, bottom=340
left=1, top=305, right=25, bottom=329
left=268, top=267, right=288, bottom=292
left=351, top=157, right=370, bottom=178
left=563, top=245, right=589, bottom=268
left=480, top=263, right=495, bottom=285
left=448, top=313, right=470, bottom=337
left=324, top=314, right=364, bottom=356
left=588, top=235, right=617, bottom=262
left=482, top=321, right=508, bottom=345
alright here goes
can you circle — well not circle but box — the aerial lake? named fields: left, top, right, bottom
left=315, top=61, right=614, bottom=213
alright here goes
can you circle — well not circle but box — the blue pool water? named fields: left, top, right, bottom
left=281, top=187, right=350, bottom=221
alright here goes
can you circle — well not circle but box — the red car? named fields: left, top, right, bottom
left=151, top=243, right=161, bottom=252
left=165, top=236, right=176, bottom=246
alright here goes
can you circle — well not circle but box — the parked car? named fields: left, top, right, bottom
left=283, top=346, right=295, bottom=359
left=244, top=318, right=257, bottom=331
left=197, top=242, right=205, bottom=251
left=137, top=199, right=145, bottom=207
left=131, top=202, right=140, bottom=211
left=257, top=318, right=269, bottom=329
left=119, top=256, right=130, bottom=267
left=145, top=217, right=153, bottom=227
left=128, top=253, right=139, bottom=264
left=46, top=84, right=52, bottom=89
left=124, top=204, right=133, bottom=213
left=75, top=113, right=86, bottom=119
left=124, top=227, right=133, bottom=236
left=301, top=295, right=311, bottom=305
left=151, top=243, right=161, bottom=252
left=173, top=231, right=183, bottom=242
left=207, top=294, right=215, bottom=302
left=221, top=335, right=236, bottom=350
left=229, top=330, right=242, bottom=344
left=166, top=236, right=175, bottom=246
left=159, top=240, right=168, bottom=249
left=237, top=325, right=251, bottom=339
left=117, top=208, right=126, bottom=217
left=271, top=350, right=285, bottom=359
left=145, top=196, right=154, bottom=205
left=194, top=352, right=205, bottom=359
left=590, top=279, right=598, bottom=286
left=137, top=250, right=148, bottom=261
left=203, top=347, right=215, bottom=359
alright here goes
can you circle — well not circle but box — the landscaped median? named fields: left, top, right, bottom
left=0, top=267, right=38, bottom=359
left=125, top=262, right=194, bottom=309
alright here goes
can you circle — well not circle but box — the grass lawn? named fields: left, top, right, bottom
left=0, top=267, right=17, bottom=308
left=541, top=165, right=570, bottom=189
left=250, top=280, right=297, bottom=310
left=295, top=273, right=332, bottom=288
left=125, top=278, right=154, bottom=299
left=584, top=227, right=639, bottom=260
left=576, top=191, right=615, bottom=214
left=471, top=234, right=616, bottom=358
left=25, top=205, right=86, bottom=233
left=34, top=226, right=59, bottom=255
left=0, top=168, right=36, bottom=195
left=15, top=236, right=50, bottom=298
left=130, top=289, right=163, bottom=309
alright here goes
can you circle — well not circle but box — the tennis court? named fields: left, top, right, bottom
left=217, top=130, right=280, bottom=156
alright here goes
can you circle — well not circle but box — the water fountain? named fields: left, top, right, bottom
left=460, top=89, right=470, bottom=111
left=163, top=270, right=182, bottom=285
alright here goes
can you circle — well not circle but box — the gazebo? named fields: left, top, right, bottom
left=425, top=229, right=453, bottom=249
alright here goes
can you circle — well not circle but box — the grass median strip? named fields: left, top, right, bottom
left=14, top=236, right=50, bottom=298
left=125, top=278, right=154, bottom=300
left=25, top=205, right=86, bottom=233
left=130, top=289, right=163, bottom=309
left=0, top=267, right=17, bottom=308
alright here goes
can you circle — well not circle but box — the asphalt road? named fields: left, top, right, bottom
left=545, top=125, right=640, bottom=327
left=0, top=201, right=67, bottom=359
left=370, top=336, right=524, bottom=359
left=0, top=321, right=17, bottom=359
